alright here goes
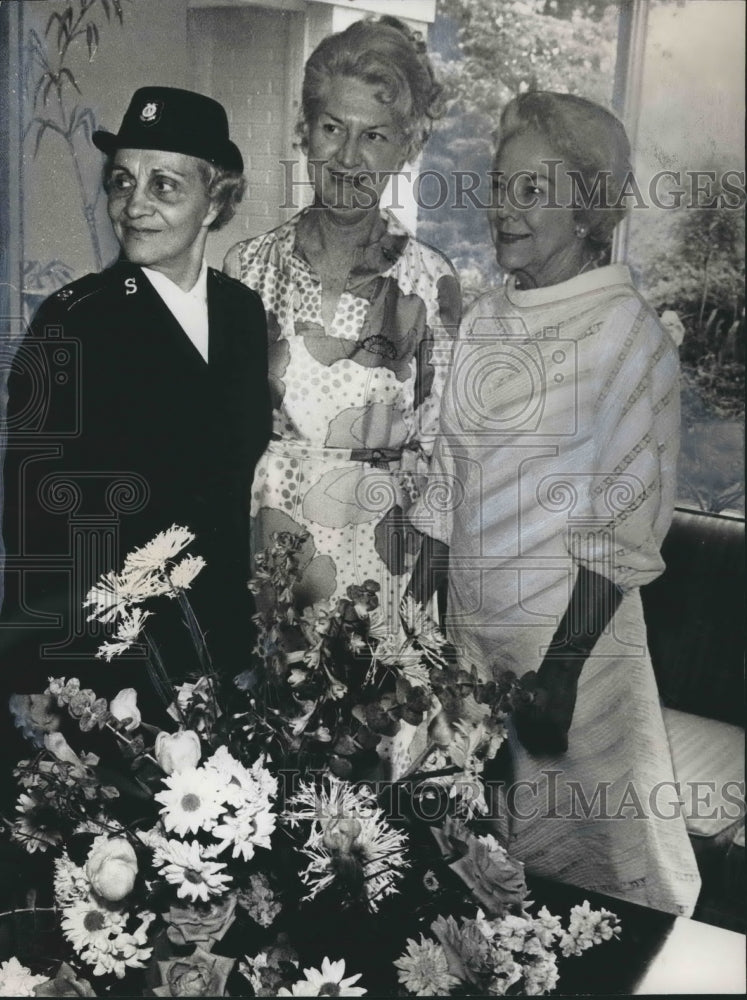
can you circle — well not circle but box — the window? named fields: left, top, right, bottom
left=628, top=0, right=745, bottom=514
left=420, top=0, right=744, bottom=514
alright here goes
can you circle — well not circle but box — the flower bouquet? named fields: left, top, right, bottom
left=0, top=527, right=620, bottom=997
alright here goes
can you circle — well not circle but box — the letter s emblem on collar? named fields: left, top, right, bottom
left=125, top=277, right=137, bottom=295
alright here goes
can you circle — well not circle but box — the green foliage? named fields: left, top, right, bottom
left=418, top=0, right=617, bottom=289
left=437, top=0, right=616, bottom=120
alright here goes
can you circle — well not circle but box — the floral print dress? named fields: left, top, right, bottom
left=229, top=209, right=461, bottom=623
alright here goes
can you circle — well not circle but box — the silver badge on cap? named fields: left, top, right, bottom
left=139, top=100, right=163, bottom=126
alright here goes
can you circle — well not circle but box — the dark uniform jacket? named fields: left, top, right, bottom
left=0, top=260, right=271, bottom=707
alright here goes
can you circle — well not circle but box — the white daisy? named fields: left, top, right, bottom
left=60, top=897, right=126, bottom=953
left=123, top=525, right=195, bottom=574
left=209, top=805, right=276, bottom=861
left=168, top=554, right=206, bottom=591
left=155, top=839, right=232, bottom=902
left=155, top=767, right=227, bottom=836
left=0, top=957, right=49, bottom=997
left=204, top=747, right=278, bottom=808
left=12, top=792, right=62, bottom=853
left=278, top=957, right=366, bottom=997
left=394, top=935, right=459, bottom=996
left=286, top=776, right=408, bottom=911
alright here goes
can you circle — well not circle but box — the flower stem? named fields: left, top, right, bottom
left=0, top=906, right=58, bottom=920
left=105, top=722, right=159, bottom=767
left=143, top=629, right=186, bottom=726
left=174, top=590, right=219, bottom=734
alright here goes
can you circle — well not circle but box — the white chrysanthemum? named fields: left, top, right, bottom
left=61, top=896, right=127, bottom=953
left=168, top=554, right=206, bottom=591
left=155, top=767, right=227, bottom=836
left=0, top=957, right=49, bottom=997
left=286, top=776, right=408, bottom=911
left=97, top=607, right=152, bottom=661
left=124, top=525, right=195, bottom=573
left=53, top=853, right=90, bottom=907
left=394, top=935, right=459, bottom=997
left=155, top=839, right=232, bottom=901
left=82, top=914, right=154, bottom=979
left=204, top=747, right=278, bottom=807
left=84, top=568, right=168, bottom=623
left=278, top=957, right=366, bottom=997
left=209, top=805, right=276, bottom=861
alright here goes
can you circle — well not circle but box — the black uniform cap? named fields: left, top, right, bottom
left=93, top=86, right=243, bottom=173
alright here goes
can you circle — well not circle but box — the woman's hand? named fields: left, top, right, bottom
left=513, top=650, right=585, bottom=756
left=513, top=566, right=623, bottom=756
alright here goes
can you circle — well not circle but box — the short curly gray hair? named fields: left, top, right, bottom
left=299, top=15, right=445, bottom=162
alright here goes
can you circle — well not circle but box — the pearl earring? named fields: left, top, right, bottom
left=575, top=224, right=587, bottom=238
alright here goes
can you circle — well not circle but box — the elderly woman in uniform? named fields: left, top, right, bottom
left=1, top=87, right=270, bottom=699
left=408, top=91, right=701, bottom=916
left=225, top=16, right=461, bottom=635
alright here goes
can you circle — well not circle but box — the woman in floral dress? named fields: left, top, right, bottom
left=224, top=17, right=460, bottom=624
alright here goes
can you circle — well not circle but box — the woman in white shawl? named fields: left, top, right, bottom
left=407, top=92, right=701, bottom=917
